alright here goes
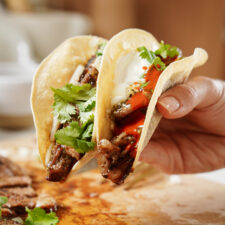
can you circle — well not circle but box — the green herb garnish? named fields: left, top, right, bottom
left=0, top=197, right=59, bottom=224
left=155, top=41, right=179, bottom=59
left=54, top=121, right=95, bottom=153
left=0, top=196, right=8, bottom=219
left=79, top=111, right=94, bottom=126
left=96, top=43, right=106, bottom=57
left=52, top=95, right=76, bottom=124
left=25, top=207, right=59, bottom=225
left=52, top=83, right=96, bottom=153
left=137, top=41, right=180, bottom=71
left=137, top=46, right=166, bottom=71
left=77, top=95, right=96, bottom=112
left=52, top=84, right=95, bottom=123
left=140, top=82, right=149, bottom=88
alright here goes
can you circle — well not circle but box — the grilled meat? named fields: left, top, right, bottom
left=97, top=139, right=135, bottom=184
left=79, top=56, right=98, bottom=86
left=112, top=103, right=133, bottom=120
left=0, top=157, right=27, bottom=178
left=46, top=144, right=82, bottom=182
left=80, top=66, right=98, bottom=86
left=0, top=156, right=56, bottom=219
left=111, top=132, right=135, bottom=146
left=0, top=220, right=22, bottom=225
left=47, top=55, right=98, bottom=182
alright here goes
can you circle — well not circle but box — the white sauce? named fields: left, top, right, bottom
left=50, top=116, right=59, bottom=141
left=50, top=64, right=85, bottom=143
left=46, top=64, right=86, bottom=166
left=92, top=55, right=102, bottom=71
left=111, top=51, right=150, bottom=105
left=47, top=55, right=99, bottom=166
left=69, top=64, right=85, bottom=85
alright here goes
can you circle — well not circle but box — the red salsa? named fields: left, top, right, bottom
left=113, top=57, right=177, bottom=158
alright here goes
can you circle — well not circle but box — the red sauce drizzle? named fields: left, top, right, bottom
left=127, top=92, right=149, bottom=111
left=114, top=57, right=177, bottom=158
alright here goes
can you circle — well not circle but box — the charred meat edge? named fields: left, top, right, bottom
left=46, top=55, right=98, bottom=182
left=0, top=156, right=56, bottom=220
left=97, top=55, right=177, bottom=184
left=98, top=97, right=148, bottom=185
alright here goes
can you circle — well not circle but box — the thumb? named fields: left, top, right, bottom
left=157, top=76, right=224, bottom=119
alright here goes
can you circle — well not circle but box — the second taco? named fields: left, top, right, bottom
left=96, top=29, right=208, bottom=184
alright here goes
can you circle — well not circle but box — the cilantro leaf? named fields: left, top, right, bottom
left=52, top=84, right=96, bottom=123
left=54, top=121, right=95, bottom=153
left=154, top=57, right=166, bottom=70
left=137, top=46, right=156, bottom=63
left=52, top=84, right=96, bottom=104
left=0, top=196, right=8, bottom=219
left=79, top=111, right=94, bottom=126
left=137, top=46, right=165, bottom=71
left=52, top=84, right=96, bottom=152
left=25, top=207, right=59, bottom=225
left=155, top=41, right=179, bottom=59
left=77, top=95, right=96, bottom=112
left=52, top=95, right=76, bottom=123
left=96, top=43, right=106, bottom=57
left=72, top=139, right=95, bottom=153
left=81, top=123, right=94, bottom=139
left=140, top=82, right=149, bottom=88
left=55, top=121, right=82, bottom=139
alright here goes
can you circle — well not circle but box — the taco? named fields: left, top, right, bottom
left=95, top=29, right=208, bottom=184
left=31, top=36, right=107, bottom=182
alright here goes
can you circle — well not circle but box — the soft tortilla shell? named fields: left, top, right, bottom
left=31, top=36, right=106, bottom=167
left=96, top=28, right=208, bottom=169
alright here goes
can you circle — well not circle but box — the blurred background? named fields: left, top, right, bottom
left=0, top=0, right=224, bottom=134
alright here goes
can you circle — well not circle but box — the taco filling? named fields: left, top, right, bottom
left=46, top=43, right=106, bottom=182
left=97, top=41, right=181, bottom=184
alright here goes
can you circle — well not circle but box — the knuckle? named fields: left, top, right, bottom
left=194, top=75, right=210, bottom=83
left=183, top=84, right=197, bottom=98
left=194, top=76, right=221, bottom=96
left=195, top=76, right=225, bottom=106
left=176, top=83, right=197, bottom=105
left=198, top=76, right=215, bottom=89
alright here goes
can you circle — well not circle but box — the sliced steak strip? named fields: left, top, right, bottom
left=46, top=144, right=79, bottom=182
left=97, top=139, right=120, bottom=178
left=0, top=187, right=37, bottom=198
left=1, top=208, right=16, bottom=218
left=79, top=56, right=98, bottom=86
left=64, top=146, right=83, bottom=159
left=112, top=103, right=133, bottom=120
left=80, top=66, right=98, bottom=86
left=0, top=156, right=57, bottom=219
left=0, top=156, right=27, bottom=178
left=4, top=195, right=36, bottom=212
left=111, top=132, right=135, bottom=147
left=0, top=220, right=22, bottom=225
left=0, top=177, right=32, bottom=188
left=36, top=193, right=57, bottom=210
left=97, top=139, right=134, bottom=184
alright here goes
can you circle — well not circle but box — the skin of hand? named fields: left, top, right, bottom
left=140, top=76, right=225, bottom=174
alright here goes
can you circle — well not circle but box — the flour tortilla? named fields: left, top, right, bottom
left=96, top=28, right=208, bottom=170
left=31, top=36, right=106, bottom=172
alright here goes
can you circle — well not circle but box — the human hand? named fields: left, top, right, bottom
left=140, top=76, right=225, bottom=174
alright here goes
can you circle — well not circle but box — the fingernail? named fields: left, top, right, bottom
left=158, top=96, right=180, bottom=113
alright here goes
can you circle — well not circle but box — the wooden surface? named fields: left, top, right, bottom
left=49, top=0, right=225, bottom=80
left=0, top=135, right=225, bottom=224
